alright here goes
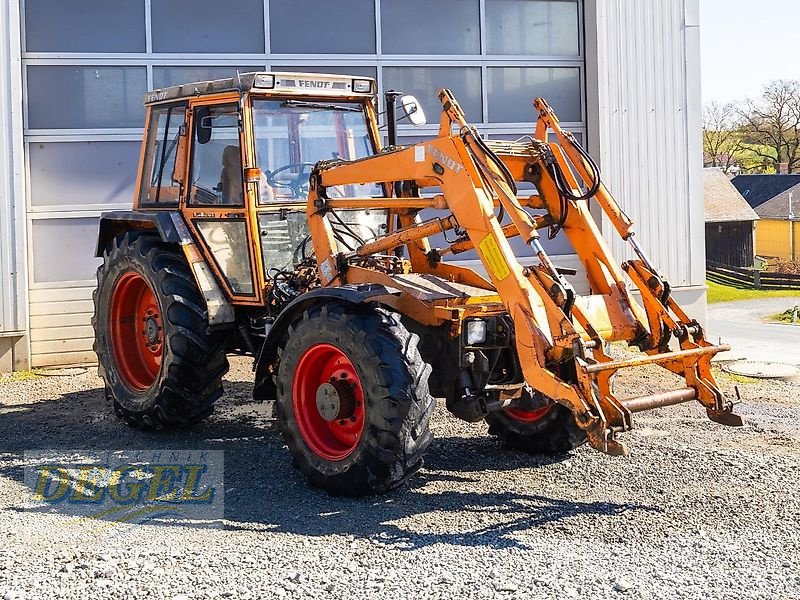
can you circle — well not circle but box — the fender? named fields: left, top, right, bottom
left=252, top=284, right=400, bottom=401
left=96, top=210, right=236, bottom=326
left=96, top=211, right=181, bottom=257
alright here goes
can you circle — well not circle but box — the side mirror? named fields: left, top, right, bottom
left=195, top=106, right=212, bottom=144
left=400, top=95, right=426, bottom=126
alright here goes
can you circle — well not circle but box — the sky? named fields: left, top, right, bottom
left=700, top=0, right=797, bottom=106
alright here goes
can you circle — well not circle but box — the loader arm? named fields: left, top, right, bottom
left=305, top=89, right=741, bottom=456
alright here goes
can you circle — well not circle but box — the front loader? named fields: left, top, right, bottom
left=93, top=72, right=741, bottom=496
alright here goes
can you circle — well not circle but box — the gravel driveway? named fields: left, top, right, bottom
left=1, top=356, right=799, bottom=600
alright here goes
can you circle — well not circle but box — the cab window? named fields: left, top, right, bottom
left=188, top=104, right=244, bottom=206
left=139, top=102, right=187, bottom=206
left=252, top=99, right=380, bottom=204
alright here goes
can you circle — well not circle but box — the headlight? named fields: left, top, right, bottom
left=466, top=319, right=488, bottom=345
left=352, top=79, right=373, bottom=93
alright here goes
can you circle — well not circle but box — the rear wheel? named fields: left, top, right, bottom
left=92, top=232, right=229, bottom=428
left=486, top=402, right=586, bottom=454
left=275, top=303, right=435, bottom=496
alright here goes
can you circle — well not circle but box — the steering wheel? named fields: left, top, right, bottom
left=267, top=162, right=316, bottom=198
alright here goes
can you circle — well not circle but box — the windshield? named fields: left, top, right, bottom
left=252, top=99, right=381, bottom=203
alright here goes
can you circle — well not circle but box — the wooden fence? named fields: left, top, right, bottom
left=707, top=261, right=800, bottom=290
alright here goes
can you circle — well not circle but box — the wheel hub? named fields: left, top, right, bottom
left=315, top=379, right=356, bottom=422
left=292, top=343, right=366, bottom=461
left=143, top=312, right=161, bottom=346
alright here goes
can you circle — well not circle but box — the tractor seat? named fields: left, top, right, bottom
left=219, top=145, right=243, bottom=205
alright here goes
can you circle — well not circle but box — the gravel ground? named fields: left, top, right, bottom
left=0, top=355, right=799, bottom=600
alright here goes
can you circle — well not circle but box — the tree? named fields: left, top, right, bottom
left=703, top=102, right=744, bottom=174
left=738, top=80, right=800, bottom=174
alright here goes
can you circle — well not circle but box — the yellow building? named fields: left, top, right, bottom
left=755, top=219, right=800, bottom=261
left=732, top=175, right=800, bottom=261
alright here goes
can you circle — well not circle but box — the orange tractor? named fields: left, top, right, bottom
left=93, top=72, right=741, bottom=495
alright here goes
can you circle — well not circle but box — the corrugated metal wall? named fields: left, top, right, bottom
left=0, top=0, right=25, bottom=337
left=587, top=0, right=704, bottom=288
left=0, top=0, right=28, bottom=371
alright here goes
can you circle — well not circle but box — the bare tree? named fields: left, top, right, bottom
left=738, top=80, right=800, bottom=173
left=703, top=101, right=743, bottom=174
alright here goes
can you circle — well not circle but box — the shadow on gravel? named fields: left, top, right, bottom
left=0, top=381, right=657, bottom=549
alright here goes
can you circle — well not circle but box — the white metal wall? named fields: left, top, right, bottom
left=0, top=0, right=27, bottom=349
left=585, top=0, right=704, bottom=292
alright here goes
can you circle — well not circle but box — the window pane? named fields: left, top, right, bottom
left=381, top=0, right=479, bottom=54
left=486, top=0, right=579, bottom=55
left=31, top=218, right=101, bottom=283
left=487, top=67, right=581, bottom=123
left=383, top=67, right=482, bottom=124
left=141, top=105, right=187, bottom=206
left=272, top=66, right=377, bottom=80
left=152, top=0, right=265, bottom=53
left=195, top=220, right=254, bottom=295
left=24, top=0, right=145, bottom=52
left=29, top=142, right=139, bottom=208
left=153, top=67, right=265, bottom=89
left=189, top=105, right=242, bottom=206
left=252, top=99, right=380, bottom=203
left=259, top=211, right=311, bottom=272
left=270, top=0, right=375, bottom=54
left=27, top=66, right=146, bottom=129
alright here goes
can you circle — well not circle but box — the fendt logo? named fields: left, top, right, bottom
left=298, top=80, right=332, bottom=88
left=426, top=145, right=464, bottom=174
left=146, top=91, right=168, bottom=103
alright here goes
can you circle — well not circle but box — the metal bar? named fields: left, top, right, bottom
left=582, top=344, right=731, bottom=374
left=325, top=197, right=440, bottom=210
left=444, top=214, right=552, bottom=255
left=621, top=388, right=696, bottom=413
left=355, top=215, right=457, bottom=257
left=325, top=195, right=542, bottom=211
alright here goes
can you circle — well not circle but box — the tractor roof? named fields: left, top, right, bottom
left=143, top=71, right=376, bottom=106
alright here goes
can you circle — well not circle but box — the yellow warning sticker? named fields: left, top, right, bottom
left=478, top=235, right=511, bottom=281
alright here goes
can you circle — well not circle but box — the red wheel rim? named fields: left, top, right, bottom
left=292, top=343, right=366, bottom=461
left=109, top=271, right=163, bottom=391
left=505, top=405, right=553, bottom=423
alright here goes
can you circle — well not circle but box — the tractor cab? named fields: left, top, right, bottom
left=132, top=72, right=399, bottom=304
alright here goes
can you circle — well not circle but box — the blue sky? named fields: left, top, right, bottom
left=700, top=0, right=796, bottom=105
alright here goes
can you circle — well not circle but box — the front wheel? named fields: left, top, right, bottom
left=275, top=303, right=435, bottom=496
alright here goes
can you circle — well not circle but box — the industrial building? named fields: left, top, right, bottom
left=0, top=0, right=704, bottom=370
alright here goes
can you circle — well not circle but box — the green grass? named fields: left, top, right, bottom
left=706, top=280, right=800, bottom=303
left=770, top=308, right=800, bottom=325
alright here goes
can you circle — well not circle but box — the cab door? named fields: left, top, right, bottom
left=181, top=97, right=264, bottom=304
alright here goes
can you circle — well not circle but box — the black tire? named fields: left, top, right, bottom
left=486, top=404, right=586, bottom=454
left=275, top=303, right=435, bottom=496
left=92, top=231, right=229, bottom=428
